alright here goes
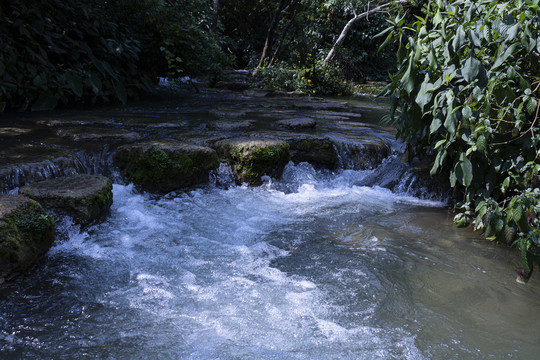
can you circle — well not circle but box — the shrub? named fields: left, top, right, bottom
left=380, top=0, right=540, bottom=274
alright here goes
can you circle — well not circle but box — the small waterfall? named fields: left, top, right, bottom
left=209, top=162, right=236, bottom=188
left=0, top=158, right=78, bottom=193
left=333, top=140, right=391, bottom=170
left=0, top=149, right=121, bottom=193
left=72, top=148, right=122, bottom=183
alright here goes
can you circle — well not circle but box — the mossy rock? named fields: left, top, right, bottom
left=115, top=141, right=220, bottom=192
left=215, top=138, right=290, bottom=185
left=0, top=194, right=55, bottom=282
left=19, top=174, right=113, bottom=226
left=287, top=137, right=338, bottom=170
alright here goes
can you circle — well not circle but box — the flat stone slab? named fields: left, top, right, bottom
left=293, top=100, right=351, bottom=112
left=115, top=141, right=219, bottom=192
left=55, top=128, right=142, bottom=143
left=209, top=108, right=247, bottom=118
left=206, top=120, right=256, bottom=131
left=276, top=117, right=316, bottom=130
left=19, top=174, right=113, bottom=226
left=214, top=138, right=290, bottom=185
left=0, top=194, right=55, bottom=282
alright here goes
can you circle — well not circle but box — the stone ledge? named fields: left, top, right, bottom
left=19, top=174, right=113, bottom=226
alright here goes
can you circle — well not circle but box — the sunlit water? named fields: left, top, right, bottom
left=1, top=162, right=539, bottom=359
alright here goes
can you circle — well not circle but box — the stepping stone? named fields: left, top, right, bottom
left=115, top=141, right=219, bottom=192
left=214, top=138, right=290, bottom=185
left=19, top=174, right=113, bottom=226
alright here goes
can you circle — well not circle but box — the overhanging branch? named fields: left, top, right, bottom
left=323, top=0, right=410, bottom=66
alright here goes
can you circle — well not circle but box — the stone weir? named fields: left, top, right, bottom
left=0, top=86, right=436, bottom=282
left=0, top=87, right=399, bottom=193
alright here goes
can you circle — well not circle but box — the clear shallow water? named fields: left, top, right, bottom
left=1, top=162, right=540, bottom=359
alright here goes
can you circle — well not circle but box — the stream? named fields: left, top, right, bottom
left=1, top=86, right=539, bottom=359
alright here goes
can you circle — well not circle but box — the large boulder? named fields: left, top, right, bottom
left=215, top=138, right=290, bottom=185
left=115, top=141, right=220, bottom=192
left=19, top=174, right=113, bottom=226
left=0, top=194, right=55, bottom=283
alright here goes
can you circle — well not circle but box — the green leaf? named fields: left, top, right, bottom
left=452, top=25, right=466, bottom=51
left=526, top=98, right=537, bottom=115
left=113, top=81, right=127, bottom=104
left=444, top=109, right=458, bottom=135
left=434, top=139, right=446, bottom=149
left=90, top=73, right=102, bottom=95
left=32, top=91, right=58, bottom=111
left=462, top=105, right=473, bottom=119
left=430, top=115, right=442, bottom=134
left=65, top=72, right=83, bottom=97
left=491, top=43, right=518, bottom=70
left=493, top=216, right=504, bottom=233
left=462, top=55, right=482, bottom=83
left=454, top=153, right=473, bottom=187
left=512, top=206, right=522, bottom=222
left=450, top=168, right=457, bottom=187
left=416, top=76, right=434, bottom=112
left=477, top=135, right=487, bottom=151
left=402, top=54, right=416, bottom=94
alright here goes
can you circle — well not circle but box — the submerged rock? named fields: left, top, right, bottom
left=0, top=194, right=55, bottom=282
left=115, top=141, right=220, bottom=192
left=206, top=120, right=256, bottom=131
left=275, top=117, right=316, bottom=130
left=55, top=127, right=142, bottom=144
left=19, top=174, right=113, bottom=226
left=215, top=138, right=290, bottom=185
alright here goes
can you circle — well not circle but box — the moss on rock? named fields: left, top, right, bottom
left=287, top=137, right=338, bottom=170
left=215, top=138, right=291, bottom=185
left=115, top=141, right=220, bottom=192
left=19, top=174, right=113, bottom=226
left=0, top=194, right=55, bottom=282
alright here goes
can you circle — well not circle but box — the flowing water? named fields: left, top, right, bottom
left=1, top=89, right=540, bottom=359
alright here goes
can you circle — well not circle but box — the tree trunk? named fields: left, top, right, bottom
left=253, top=0, right=288, bottom=75
left=269, top=1, right=300, bottom=66
left=212, top=0, right=219, bottom=32
left=323, top=0, right=409, bottom=66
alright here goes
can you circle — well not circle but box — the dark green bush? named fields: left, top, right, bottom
left=381, top=0, right=540, bottom=273
left=255, top=63, right=353, bottom=96
left=0, top=0, right=155, bottom=111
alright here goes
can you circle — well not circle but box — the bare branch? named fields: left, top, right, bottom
left=324, top=0, right=410, bottom=65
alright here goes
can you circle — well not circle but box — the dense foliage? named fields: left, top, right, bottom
left=381, top=0, right=540, bottom=273
left=221, top=0, right=394, bottom=94
left=0, top=0, right=228, bottom=111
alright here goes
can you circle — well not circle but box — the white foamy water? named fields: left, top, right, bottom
left=1, top=163, right=539, bottom=359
